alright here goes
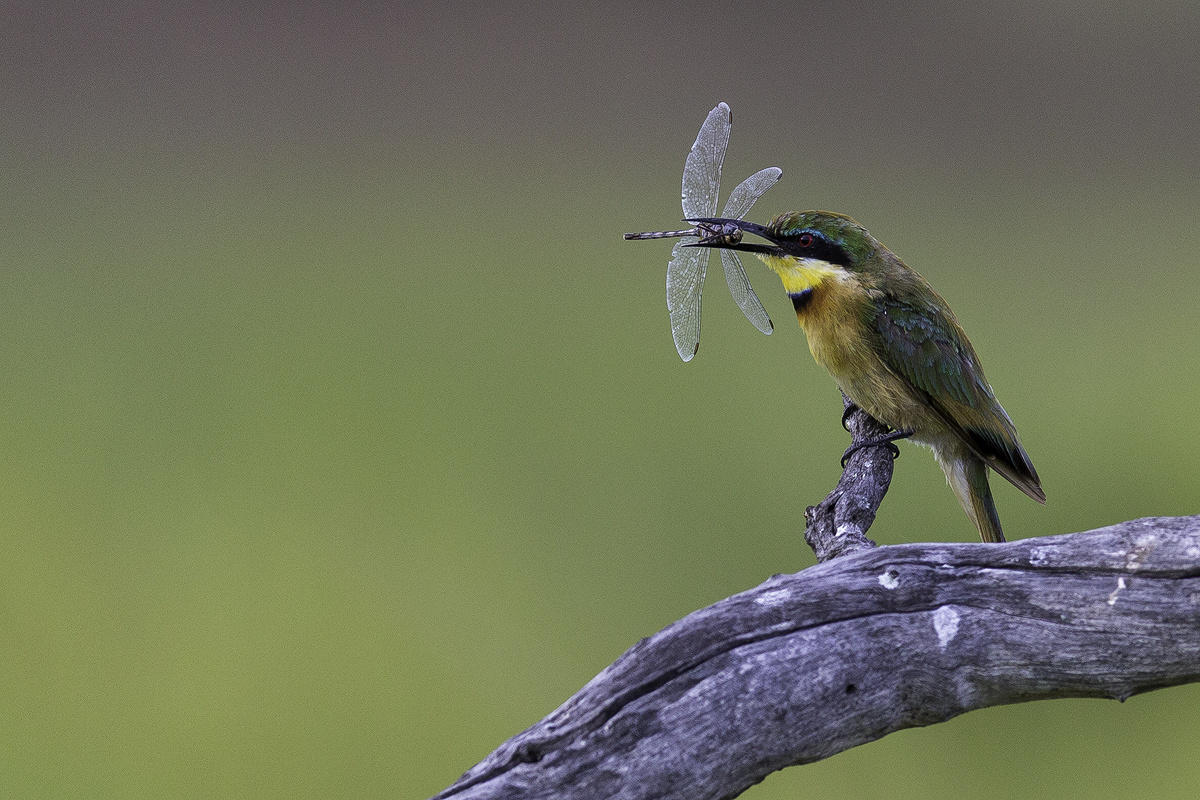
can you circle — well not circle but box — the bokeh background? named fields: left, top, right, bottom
left=4, top=2, right=1198, bottom=798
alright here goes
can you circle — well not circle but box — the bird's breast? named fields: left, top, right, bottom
left=767, top=259, right=943, bottom=436
left=795, top=278, right=873, bottom=382
left=762, top=257, right=867, bottom=377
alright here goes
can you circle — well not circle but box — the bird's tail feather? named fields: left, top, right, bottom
left=944, top=454, right=1006, bottom=543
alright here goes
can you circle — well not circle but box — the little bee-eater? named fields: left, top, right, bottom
left=687, top=211, right=1044, bottom=543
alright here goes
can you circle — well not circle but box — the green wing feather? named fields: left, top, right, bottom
left=871, top=295, right=1045, bottom=503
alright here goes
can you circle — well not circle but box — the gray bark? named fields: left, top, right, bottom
left=433, top=401, right=1200, bottom=800
left=435, top=516, right=1200, bottom=800
left=802, top=394, right=894, bottom=560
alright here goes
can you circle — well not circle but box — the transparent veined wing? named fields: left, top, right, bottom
left=667, top=102, right=730, bottom=361
left=666, top=239, right=703, bottom=361
left=719, top=166, right=782, bottom=336
left=721, top=166, right=781, bottom=226
left=681, top=102, right=730, bottom=220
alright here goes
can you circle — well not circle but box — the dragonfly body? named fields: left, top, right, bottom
left=624, top=222, right=743, bottom=245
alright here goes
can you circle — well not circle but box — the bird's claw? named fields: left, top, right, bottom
left=840, top=429, right=913, bottom=468
left=840, top=402, right=860, bottom=432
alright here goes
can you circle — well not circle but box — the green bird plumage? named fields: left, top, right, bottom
left=689, top=210, right=1044, bottom=542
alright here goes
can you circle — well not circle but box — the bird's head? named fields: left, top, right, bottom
left=686, top=211, right=886, bottom=283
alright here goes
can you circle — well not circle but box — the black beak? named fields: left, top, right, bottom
left=682, top=217, right=785, bottom=256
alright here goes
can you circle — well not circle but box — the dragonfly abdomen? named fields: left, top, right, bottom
left=623, top=228, right=699, bottom=240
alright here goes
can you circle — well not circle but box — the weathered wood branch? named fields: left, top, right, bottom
left=434, top=400, right=1200, bottom=800
left=436, top=517, right=1200, bottom=800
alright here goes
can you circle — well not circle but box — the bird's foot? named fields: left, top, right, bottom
left=841, top=429, right=913, bottom=468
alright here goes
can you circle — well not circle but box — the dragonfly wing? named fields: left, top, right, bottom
left=681, top=103, right=731, bottom=220
left=720, top=249, right=773, bottom=336
left=718, top=166, right=780, bottom=336
left=721, top=166, right=782, bottom=220
left=666, top=239, right=709, bottom=361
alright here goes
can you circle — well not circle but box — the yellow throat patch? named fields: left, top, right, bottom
left=758, top=254, right=848, bottom=296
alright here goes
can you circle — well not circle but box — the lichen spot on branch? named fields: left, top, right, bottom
left=932, top=606, right=960, bottom=649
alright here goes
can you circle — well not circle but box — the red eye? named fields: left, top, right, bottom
left=798, top=233, right=814, bottom=248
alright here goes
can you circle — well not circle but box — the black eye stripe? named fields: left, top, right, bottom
left=785, top=229, right=853, bottom=267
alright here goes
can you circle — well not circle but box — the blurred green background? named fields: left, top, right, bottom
left=3, top=2, right=1198, bottom=798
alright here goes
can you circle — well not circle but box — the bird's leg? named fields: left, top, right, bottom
left=841, top=429, right=914, bottom=468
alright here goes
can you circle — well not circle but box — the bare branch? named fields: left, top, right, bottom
left=434, top=516, right=1200, bottom=800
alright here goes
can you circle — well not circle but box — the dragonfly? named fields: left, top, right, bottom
left=625, top=102, right=782, bottom=361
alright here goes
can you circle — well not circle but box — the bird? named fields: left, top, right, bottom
left=685, top=210, right=1044, bottom=542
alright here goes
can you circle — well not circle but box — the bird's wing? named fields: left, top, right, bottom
left=870, top=295, right=1045, bottom=502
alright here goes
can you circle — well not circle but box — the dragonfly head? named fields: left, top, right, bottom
left=683, top=217, right=786, bottom=256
